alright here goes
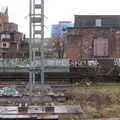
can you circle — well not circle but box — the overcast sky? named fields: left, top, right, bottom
left=1, top=0, right=120, bottom=37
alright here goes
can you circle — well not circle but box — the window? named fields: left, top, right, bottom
left=2, top=42, right=9, bottom=48
left=44, top=42, right=47, bottom=46
left=48, top=48, right=52, bottom=51
left=1, top=34, right=10, bottom=40
left=3, top=43, right=6, bottom=47
left=2, top=53, right=6, bottom=57
left=52, top=42, right=55, bottom=46
left=60, top=42, right=63, bottom=46
left=35, top=51, right=41, bottom=56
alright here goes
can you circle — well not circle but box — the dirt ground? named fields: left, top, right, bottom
left=63, top=83, right=120, bottom=119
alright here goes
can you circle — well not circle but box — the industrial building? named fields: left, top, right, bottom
left=0, top=3, right=83, bottom=120
left=0, top=7, right=29, bottom=58
left=51, top=21, right=73, bottom=39
left=64, top=15, right=120, bottom=60
left=29, top=38, right=61, bottom=58
left=51, top=21, right=73, bottom=58
left=27, top=37, right=64, bottom=58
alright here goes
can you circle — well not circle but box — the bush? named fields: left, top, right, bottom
left=93, top=113, right=104, bottom=118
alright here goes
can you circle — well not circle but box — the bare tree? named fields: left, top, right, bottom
left=55, top=38, right=64, bottom=58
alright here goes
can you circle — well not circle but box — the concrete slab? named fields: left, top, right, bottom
left=0, top=106, right=18, bottom=114
left=38, top=115, right=59, bottom=120
left=0, top=114, right=59, bottom=120
left=86, top=118, right=120, bottom=120
left=29, top=105, right=82, bottom=114
left=0, top=115, right=33, bottom=119
left=55, top=105, right=83, bottom=113
left=0, top=96, right=52, bottom=104
left=0, top=105, right=83, bottom=114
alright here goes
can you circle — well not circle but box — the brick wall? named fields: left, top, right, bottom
left=64, top=28, right=120, bottom=60
left=0, top=7, right=8, bottom=24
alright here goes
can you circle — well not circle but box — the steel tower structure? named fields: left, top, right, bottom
left=29, top=0, right=44, bottom=93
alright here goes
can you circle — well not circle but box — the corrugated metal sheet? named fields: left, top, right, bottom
left=94, top=37, right=108, bottom=57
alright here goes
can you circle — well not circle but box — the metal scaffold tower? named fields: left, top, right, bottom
left=29, top=0, right=44, bottom=93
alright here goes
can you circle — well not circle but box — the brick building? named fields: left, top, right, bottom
left=0, top=6, right=29, bottom=58
left=74, top=15, right=120, bottom=28
left=0, top=6, right=8, bottom=24
left=0, top=32, right=29, bottom=58
left=64, top=15, right=120, bottom=60
left=29, top=38, right=64, bottom=58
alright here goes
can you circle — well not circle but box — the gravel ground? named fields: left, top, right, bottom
left=87, top=118, right=120, bottom=120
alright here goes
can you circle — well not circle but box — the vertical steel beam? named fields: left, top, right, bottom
left=41, top=0, right=44, bottom=86
left=29, top=0, right=33, bottom=96
left=32, top=0, right=36, bottom=88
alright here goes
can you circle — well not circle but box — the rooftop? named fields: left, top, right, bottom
left=75, top=15, right=120, bottom=18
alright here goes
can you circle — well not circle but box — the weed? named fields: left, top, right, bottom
left=93, top=113, right=104, bottom=118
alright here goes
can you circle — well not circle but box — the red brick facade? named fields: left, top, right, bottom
left=0, top=7, right=29, bottom=58
left=64, top=28, right=120, bottom=60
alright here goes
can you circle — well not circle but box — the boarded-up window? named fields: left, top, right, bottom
left=96, top=19, right=102, bottom=27
left=94, top=37, right=108, bottom=56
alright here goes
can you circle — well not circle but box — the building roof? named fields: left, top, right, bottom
left=65, top=26, right=120, bottom=30
left=75, top=15, right=120, bottom=18
left=59, top=21, right=72, bottom=24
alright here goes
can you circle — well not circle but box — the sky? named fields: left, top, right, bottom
left=1, top=0, right=120, bottom=37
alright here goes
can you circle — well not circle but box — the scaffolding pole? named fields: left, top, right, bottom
left=41, top=0, right=45, bottom=86
left=29, top=0, right=33, bottom=97
left=32, top=0, right=36, bottom=87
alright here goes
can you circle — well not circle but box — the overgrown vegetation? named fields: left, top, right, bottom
left=65, top=83, right=120, bottom=119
